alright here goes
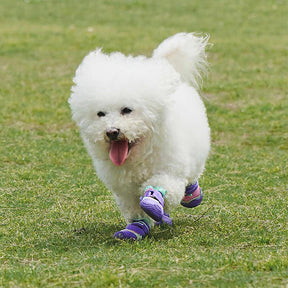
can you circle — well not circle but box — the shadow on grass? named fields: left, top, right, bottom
left=33, top=205, right=215, bottom=253
left=34, top=220, right=181, bottom=251
left=33, top=221, right=121, bottom=252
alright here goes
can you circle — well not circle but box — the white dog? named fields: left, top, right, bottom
left=69, top=33, right=211, bottom=240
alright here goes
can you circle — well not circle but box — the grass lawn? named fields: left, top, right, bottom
left=0, top=0, right=287, bottom=287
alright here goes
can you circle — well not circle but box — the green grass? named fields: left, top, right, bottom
left=1, top=0, right=287, bottom=287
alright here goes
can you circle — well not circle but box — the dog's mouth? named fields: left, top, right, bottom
left=109, top=139, right=136, bottom=166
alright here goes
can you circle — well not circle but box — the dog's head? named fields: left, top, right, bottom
left=69, top=49, right=180, bottom=166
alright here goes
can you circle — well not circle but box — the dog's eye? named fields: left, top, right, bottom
left=97, top=111, right=106, bottom=117
left=121, top=107, right=132, bottom=115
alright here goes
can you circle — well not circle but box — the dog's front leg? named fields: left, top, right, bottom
left=139, top=174, right=188, bottom=225
left=113, top=189, right=152, bottom=241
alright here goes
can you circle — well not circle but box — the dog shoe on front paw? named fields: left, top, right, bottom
left=140, top=186, right=172, bottom=225
left=113, top=219, right=150, bottom=240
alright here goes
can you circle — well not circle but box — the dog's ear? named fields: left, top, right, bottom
left=152, top=33, right=211, bottom=89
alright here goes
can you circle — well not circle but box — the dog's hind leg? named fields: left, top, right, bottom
left=180, top=181, right=204, bottom=208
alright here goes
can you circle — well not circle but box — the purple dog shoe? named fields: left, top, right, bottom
left=180, top=181, right=203, bottom=208
left=114, top=219, right=150, bottom=240
left=140, top=186, right=172, bottom=225
left=155, top=212, right=172, bottom=226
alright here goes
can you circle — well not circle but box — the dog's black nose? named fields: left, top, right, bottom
left=106, top=128, right=120, bottom=140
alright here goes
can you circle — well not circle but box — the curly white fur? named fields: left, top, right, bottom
left=69, top=33, right=211, bottom=223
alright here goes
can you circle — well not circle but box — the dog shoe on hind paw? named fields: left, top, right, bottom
left=180, top=182, right=203, bottom=208
left=113, top=219, right=150, bottom=241
left=140, top=186, right=172, bottom=225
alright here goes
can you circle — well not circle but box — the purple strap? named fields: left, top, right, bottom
left=185, top=181, right=199, bottom=195
left=126, top=220, right=150, bottom=235
left=141, top=188, right=164, bottom=207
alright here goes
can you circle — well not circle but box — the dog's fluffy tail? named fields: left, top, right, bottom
left=152, top=33, right=210, bottom=89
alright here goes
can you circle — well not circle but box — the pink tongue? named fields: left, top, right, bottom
left=109, top=140, right=129, bottom=166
